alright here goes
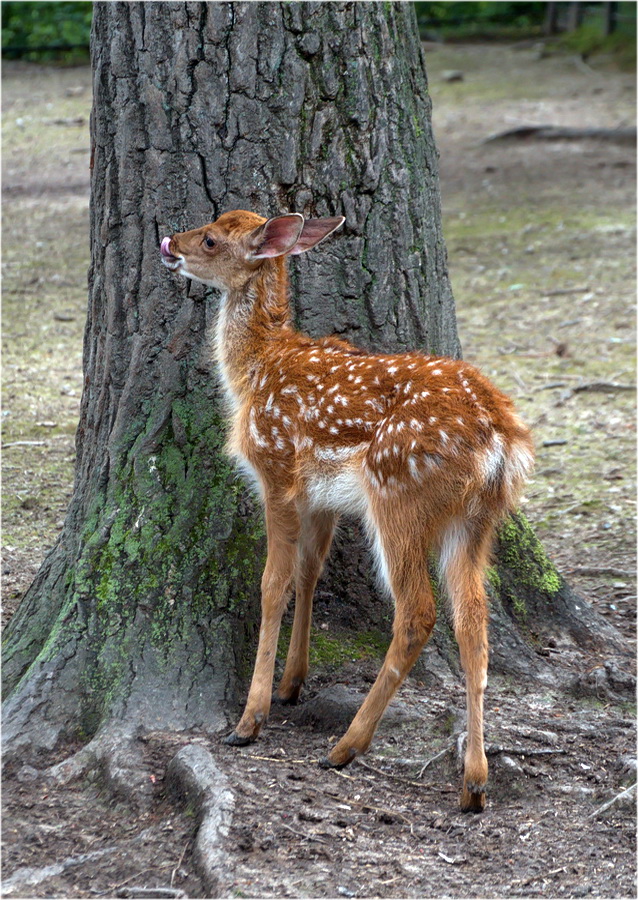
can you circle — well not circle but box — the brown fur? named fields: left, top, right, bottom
left=161, top=210, right=535, bottom=812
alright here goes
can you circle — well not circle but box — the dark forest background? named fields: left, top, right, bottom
left=3, top=1, right=636, bottom=67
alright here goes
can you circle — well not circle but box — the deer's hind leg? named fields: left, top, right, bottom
left=323, top=503, right=437, bottom=768
left=438, top=519, right=494, bottom=812
left=276, top=509, right=337, bottom=704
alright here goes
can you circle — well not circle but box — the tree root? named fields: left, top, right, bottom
left=2, top=847, right=121, bottom=896
left=46, top=725, right=154, bottom=810
left=41, top=733, right=236, bottom=896
left=588, top=782, right=637, bottom=819
left=1, top=825, right=159, bottom=896
left=166, top=744, right=235, bottom=897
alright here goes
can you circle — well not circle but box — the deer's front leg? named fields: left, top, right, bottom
left=225, top=503, right=299, bottom=746
left=276, top=510, right=336, bottom=704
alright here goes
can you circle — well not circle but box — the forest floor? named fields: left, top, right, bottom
left=2, top=43, right=636, bottom=900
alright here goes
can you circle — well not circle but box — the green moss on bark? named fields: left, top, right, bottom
left=7, top=389, right=266, bottom=738
left=494, top=512, right=562, bottom=625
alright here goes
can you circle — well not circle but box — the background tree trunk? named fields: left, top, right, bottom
left=2, top=1, right=623, bottom=764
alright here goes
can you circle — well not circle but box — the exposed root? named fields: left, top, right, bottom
left=166, top=744, right=235, bottom=897
left=588, top=782, right=637, bottom=819
left=46, top=725, right=154, bottom=810
left=2, top=825, right=159, bottom=896
left=2, top=847, right=120, bottom=896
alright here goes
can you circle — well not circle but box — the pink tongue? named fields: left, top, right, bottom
left=160, top=236, right=174, bottom=258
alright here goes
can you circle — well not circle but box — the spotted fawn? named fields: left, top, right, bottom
left=160, top=210, right=534, bottom=812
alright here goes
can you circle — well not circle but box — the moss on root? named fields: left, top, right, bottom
left=494, top=511, right=562, bottom=624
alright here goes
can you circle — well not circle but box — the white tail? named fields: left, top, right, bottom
left=161, top=210, right=534, bottom=812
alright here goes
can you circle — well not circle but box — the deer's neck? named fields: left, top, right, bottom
left=214, top=259, right=293, bottom=411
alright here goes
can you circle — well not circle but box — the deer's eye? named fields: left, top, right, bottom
left=203, top=236, right=215, bottom=249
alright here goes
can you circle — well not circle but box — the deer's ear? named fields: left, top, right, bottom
left=288, top=217, right=346, bottom=255
left=247, top=214, right=305, bottom=259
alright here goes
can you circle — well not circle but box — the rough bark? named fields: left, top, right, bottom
left=2, top=1, right=626, bottom=764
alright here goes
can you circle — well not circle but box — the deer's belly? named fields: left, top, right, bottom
left=306, top=468, right=369, bottom=517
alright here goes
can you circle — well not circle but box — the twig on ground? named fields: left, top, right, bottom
left=279, top=821, right=329, bottom=844
left=115, top=889, right=187, bottom=899
left=542, top=286, right=590, bottom=296
left=573, top=381, right=635, bottom=393
left=486, top=745, right=567, bottom=757
left=243, top=753, right=314, bottom=764
left=535, top=381, right=567, bottom=391
left=359, top=802, right=414, bottom=830
left=170, top=838, right=191, bottom=887
left=587, top=783, right=637, bottom=819
left=569, top=566, right=636, bottom=579
left=510, top=368, right=528, bottom=391
left=357, top=759, right=436, bottom=789
left=418, top=746, right=451, bottom=778
left=91, top=865, right=174, bottom=896
left=521, top=865, right=568, bottom=886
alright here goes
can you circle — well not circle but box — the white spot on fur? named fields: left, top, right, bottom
left=295, top=435, right=314, bottom=452
left=438, top=519, right=469, bottom=594
left=480, top=432, right=505, bottom=484
left=507, top=441, right=535, bottom=486
left=365, top=513, right=392, bottom=595
left=314, top=443, right=369, bottom=462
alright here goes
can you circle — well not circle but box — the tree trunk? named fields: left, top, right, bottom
left=1, top=1, right=458, bottom=759
left=567, top=2, right=584, bottom=32
left=2, top=1, right=625, bottom=768
left=543, top=2, right=560, bottom=36
left=603, top=2, right=618, bottom=36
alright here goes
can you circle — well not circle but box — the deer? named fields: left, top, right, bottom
left=160, top=209, right=534, bottom=812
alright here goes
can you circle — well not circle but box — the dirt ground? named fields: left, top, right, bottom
left=2, top=44, right=636, bottom=899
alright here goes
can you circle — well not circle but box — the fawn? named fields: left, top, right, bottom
left=160, top=210, right=534, bottom=812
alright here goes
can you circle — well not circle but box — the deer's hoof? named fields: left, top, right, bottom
left=319, top=746, right=357, bottom=769
left=224, top=731, right=256, bottom=747
left=459, top=785, right=486, bottom=813
left=273, top=685, right=303, bottom=706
